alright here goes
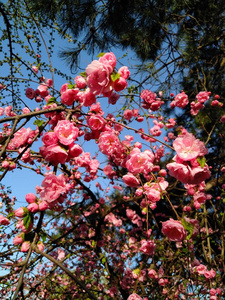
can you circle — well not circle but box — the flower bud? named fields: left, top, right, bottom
left=15, top=207, right=29, bottom=218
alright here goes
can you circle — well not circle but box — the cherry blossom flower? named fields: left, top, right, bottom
left=75, top=75, right=87, bottom=89
left=0, top=214, right=10, bottom=225
left=54, top=120, right=79, bottom=146
left=173, top=133, right=208, bottom=161
left=86, top=60, right=113, bottom=96
left=170, top=91, right=188, bottom=108
left=38, top=174, right=70, bottom=205
left=127, top=293, right=143, bottom=300
left=126, top=148, right=154, bottom=175
left=162, top=219, right=187, bottom=241
left=122, top=173, right=140, bottom=187
left=139, top=239, right=156, bottom=255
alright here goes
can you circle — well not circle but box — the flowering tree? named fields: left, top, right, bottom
left=0, top=49, right=224, bottom=299
left=0, top=3, right=225, bottom=300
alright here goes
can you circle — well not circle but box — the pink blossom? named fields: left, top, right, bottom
left=113, top=76, right=127, bottom=92
left=140, top=90, right=157, bottom=109
left=171, top=92, right=188, bottom=108
left=167, top=158, right=210, bottom=184
left=5, top=105, right=16, bottom=116
left=39, top=144, right=68, bottom=166
left=196, top=264, right=207, bottom=275
left=27, top=203, right=39, bottom=213
left=8, top=127, right=35, bottom=149
left=38, top=201, right=49, bottom=211
left=204, top=269, right=216, bottom=279
left=86, top=60, right=112, bottom=95
left=190, top=165, right=211, bottom=184
left=37, top=241, right=45, bottom=252
left=1, top=161, right=9, bottom=169
left=220, top=115, right=225, bottom=123
left=25, top=87, right=35, bottom=99
left=173, top=133, right=208, bottom=161
left=166, top=160, right=190, bottom=182
left=89, top=102, right=104, bottom=115
left=139, top=239, right=156, bottom=255
left=89, top=159, right=100, bottom=176
left=148, top=269, right=157, bottom=279
left=104, top=212, right=122, bottom=227
left=46, top=79, right=53, bottom=87
left=32, top=65, right=38, bottom=74
left=150, top=125, right=161, bottom=136
left=14, top=207, right=28, bottom=218
left=216, top=288, right=222, bottom=295
left=99, top=52, right=117, bottom=70
left=87, top=115, right=105, bottom=131
left=68, top=143, right=83, bottom=159
left=166, top=118, right=176, bottom=128
left=75, top=75, right=87, bottom=89
left=141, top=90, right=156, bottom=104
left=13, top=234, right=24, bottom=245
left=54, top=120, right=79, bottom=146
left=118, top=66, right=130, bottom=79
left=209, top=296, right=217, bottom=300
left=38, top=174, right=69, bottom=204
left=126, top=149, right=154, bottom=175
left=123, top=109, right=133, bottom=121
left=162, top=219, right=187, bottom=241
left=108, top=91, right=120, bottom=104
left=22, top=107, right=31, bottom=114
left=60, top=85, right=79, bottom=106
left=98, top=131, right=121, bottom=156
left=196, top=91, right=210, bottom=103
left=37, top=84, right=49, bottom=98
left=127, top=293, right=143, bottom=300
left=25, top=193, right=37, bottom=204
left=57, top=248, right=65, bottom=260
left=122, top=173, right=140, bottom=187
left=143, top=186, right=161, bottom=203
left=21, top=241, right=31, bottom=252
left=211, top=100, right=219, bottom=106
left=103, top=164, right=116, bottom=179
left=0, top=214, right=10, bottom=225
left=126, top=209, right=136, bottom=219
left=42, top=131, right=58, bottom=146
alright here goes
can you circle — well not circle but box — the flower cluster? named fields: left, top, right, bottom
left=167, top=132, right=211, bottom=184
left=40, top=120, right=82, bottom=165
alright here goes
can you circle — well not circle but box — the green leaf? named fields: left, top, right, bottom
left=91, top=240, right=96, bottom=248
left=181, top=218, right=194, bottom=240
left=67, top=83, right=76, bottom=89
left=197, top=156, right=206, bottom=168
left=110, top=72, right=121, bottom=82
left=46, top=97, right=56, bottom=105
left=23, top=213, right=32, bottom=231
left=101, top=257, right=106, bottom=264
left=41, top=232, right=47, bottom=243
left=133, top=268, right=140, bottom=276
left=33, top=119, right=44, bottom=127
left=97, top=52, right=105, bottom=58
left=79, top=71, right=86, bottom=78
